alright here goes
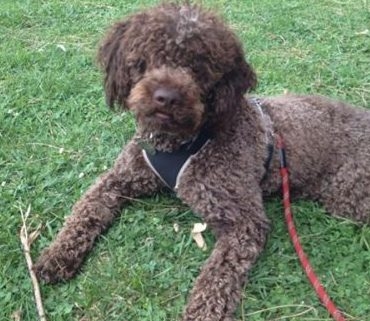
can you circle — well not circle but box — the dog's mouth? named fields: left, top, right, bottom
left=143, top=109, right=199, bottom=134
left=145, top=110, right=176, bottom=128
left=152, top=111, right=173, bottom=122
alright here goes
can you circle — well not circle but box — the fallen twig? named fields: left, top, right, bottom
left=20, top=205, right=47, bottom=321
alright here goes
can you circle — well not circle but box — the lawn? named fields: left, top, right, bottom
left=1, top=0, right=369, bottom=320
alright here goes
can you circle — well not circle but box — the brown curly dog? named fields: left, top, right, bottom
left=34, top=3, right=370, bottom=320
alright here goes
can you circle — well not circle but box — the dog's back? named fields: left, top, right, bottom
left=260, top=94, right=370, bottom=222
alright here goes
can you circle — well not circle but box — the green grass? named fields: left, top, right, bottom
left=1, top=0, right=369, bottom=320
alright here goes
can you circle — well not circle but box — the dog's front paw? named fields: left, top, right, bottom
left=33, top=247, right=81, bottom=283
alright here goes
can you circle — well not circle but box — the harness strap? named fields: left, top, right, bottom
left=248, top=98, right=275, bottom=180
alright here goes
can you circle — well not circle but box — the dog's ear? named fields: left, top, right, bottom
left=97, top=20, right=132, bottom=110
left=208, top=57, right=257, bottom=118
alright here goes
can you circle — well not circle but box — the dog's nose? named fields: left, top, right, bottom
left=153, top=88, right=181, bottom=106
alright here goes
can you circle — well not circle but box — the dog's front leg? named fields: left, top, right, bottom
left=34, top=141, right=163, bottom=283
left=181, top=194, right=269, bottom=321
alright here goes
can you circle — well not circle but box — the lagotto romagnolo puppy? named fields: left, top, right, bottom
left=34, top=3, right=370, bottom=320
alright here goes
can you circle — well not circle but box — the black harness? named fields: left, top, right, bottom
left=142, top=128, right=212, bottom=190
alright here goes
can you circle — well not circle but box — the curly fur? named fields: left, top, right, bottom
left=34, top=3, right=370, bottom=320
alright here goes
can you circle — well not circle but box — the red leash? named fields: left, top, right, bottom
left=277, top=135, right=347, bottom=321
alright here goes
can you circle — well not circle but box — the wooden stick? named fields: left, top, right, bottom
left=20, top=205, right=47, bottom=321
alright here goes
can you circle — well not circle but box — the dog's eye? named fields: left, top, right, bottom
left=137, top=59, right=146, bottom=74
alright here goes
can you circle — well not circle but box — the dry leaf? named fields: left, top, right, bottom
left=29, top=224, right=42, bottom=244
left=11, top=310, right=22, bottom=321
left=56, top=44, right=67, bottom=51
left=355, top=29, right=369, bottom=36
left=173, top=223, right=179, bottom=233
left=192, top=223, right=207, bottom=233
left=191, top=223, right=207, bottom=250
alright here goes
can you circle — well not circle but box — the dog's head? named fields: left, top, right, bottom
left=98, top=3, right=256, bottom=138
